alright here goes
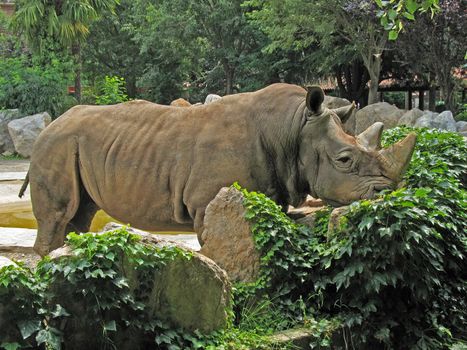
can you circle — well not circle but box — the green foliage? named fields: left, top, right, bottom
left=0, top=264, right=45, bottom=349
left=0, top=56, right=72, bottom=117
left=94, top=75, right=129, bottom=105
left=383, top=91, right=406, bottom=108
left=375, top=0, right=440, bottom=40
left=13, top=0, right=120, bottom=49
left=0, top=228, right=294, bottom=349
left=235, top=127, right=467, bottom=349
left=455, top=104, right=467, bottom=121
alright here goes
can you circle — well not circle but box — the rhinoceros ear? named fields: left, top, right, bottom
left=332, top=102, right=356, bottom=123
left=306, top=86, right=324, bottom=116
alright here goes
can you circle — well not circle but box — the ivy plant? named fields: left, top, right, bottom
left=235, top=127, right=466, bottom=349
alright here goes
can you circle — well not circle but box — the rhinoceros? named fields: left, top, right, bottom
left=21, top=84, right=416, bottom=256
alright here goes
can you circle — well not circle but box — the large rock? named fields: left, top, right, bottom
left=49, top=231, right=231, bottom=340
left=432, top=111, right=457, bottom=131
left=170, top=98, right=192, bottom=107
left=200, top=187, right=261, bottom=283
left=8, top=112, right=51, bottom=157
left=355, top=102, right=404, bottom=134
left=0, top=109, right=21, bottom=154
left=456, top=121, right=467, bottom=132
left=398, top=108, right=424, bottom=127
left=323, top=95, right=351, bottom=109
left=414, top=111, right=457, bottom=131
left=414, top=111, right=438, bottom=128
left=204, top=94, right=222, bottom=104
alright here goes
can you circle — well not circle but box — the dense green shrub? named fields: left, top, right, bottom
left=236, top=127, right=467, bottom=349
left=95, top=76, right=129, bottom=105
left=383, top=91, right=406, bottom=108
left=0, top=57, right=71, bottom=118
left=455, top=103, right=467, bottom=122
left=0, top=229, right=290, bottom=350
left=0, top=264, right=45, bottom=350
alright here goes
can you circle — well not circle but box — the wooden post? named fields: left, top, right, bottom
left=405, top=90, right=412, bottom=110
left=378, top=92, right=383, bottom=102
left=418, top=90, right=424, bottom=110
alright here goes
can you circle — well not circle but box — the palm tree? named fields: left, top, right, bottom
left=13, top=0, right=119, bottom=101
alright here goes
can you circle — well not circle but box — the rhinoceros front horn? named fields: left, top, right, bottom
left=379, top=132, right=417, bottom=182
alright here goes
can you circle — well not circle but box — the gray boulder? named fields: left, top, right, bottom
left=7, top=112, right=51, bottom=158
left=204, top=94, right=222, bottom=104
left=433, top=111, right=457, bottom=131
left=456, top=121, right=467, bottom=133
left=0, top=109, right=21, bottom=154
left=398, top=108, right=424, bottom=127
left=414, top=111, right=457, bottom=131
left=323, top=95, right=351, bottom=109
left=200, top=187, right=261, bottom=283
left=355, top=102, right=404, bottom=134
left=414, top=112, right=437, bottom=128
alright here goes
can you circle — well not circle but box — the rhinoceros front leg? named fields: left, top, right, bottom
left=33, top=186, right=80, bottom=257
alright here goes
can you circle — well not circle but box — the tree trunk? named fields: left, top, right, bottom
left=72, top=43, right=82, bottom=102
left=366, top=53, right=382, bottom=106
left=367, top=74, right=380, bottom=106
left=428, top=85, right=436, bottom=111
left=334, top=61, right=369, bottom=105
left=225, top=68, right=234, bottom=95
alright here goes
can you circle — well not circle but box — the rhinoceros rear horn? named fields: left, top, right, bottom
left=357, top=122, right=384, bottom=150
left=379, top=132, right=417, bottom=182
left=306, top=86, right=324, bottom=115
left=332, top=102, right=356, bottom=123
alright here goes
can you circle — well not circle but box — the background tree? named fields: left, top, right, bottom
left=246, top=0, right=388, bottom=105
left=12, top=0, right=120, bottom=101
left=394, top=0, right=466, bottom=111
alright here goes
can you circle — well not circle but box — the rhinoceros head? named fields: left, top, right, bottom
left=299, top=86, right=416, bottom=206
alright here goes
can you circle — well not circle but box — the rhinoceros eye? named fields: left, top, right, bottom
left=337, top=155, right=351, bottom=164
left=335, top=153, right=354, bottom=169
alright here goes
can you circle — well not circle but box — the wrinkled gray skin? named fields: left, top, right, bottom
left=23, top=84, right=416, bottom=256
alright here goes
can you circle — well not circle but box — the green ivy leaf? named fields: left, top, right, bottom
left=104, top=320, right=117, bottom=332
left=18, top=319, right=41, bottom=339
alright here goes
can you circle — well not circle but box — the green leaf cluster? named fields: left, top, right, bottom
left=375, top=0, right=440, bottom=40
left=235, top=127, right=467, bottom=348
left=0, top=228, right=294, bottom=350
left=0, top=56, right=73, bottom=118
left=94, top=75, right=129, bottom=105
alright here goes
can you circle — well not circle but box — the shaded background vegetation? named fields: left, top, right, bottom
left=0, top=0, right=465, bottom=117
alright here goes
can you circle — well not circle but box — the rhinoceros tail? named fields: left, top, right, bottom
left=19, top=171, right=29, bottom=198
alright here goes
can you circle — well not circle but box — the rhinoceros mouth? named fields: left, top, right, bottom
left=359, top=177, right=394, bottom=200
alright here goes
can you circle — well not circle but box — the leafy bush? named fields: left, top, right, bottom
left=0, top=57, right=72, bottom=118
left=0, top=229, right=290, bottom=350
left=383, top=91, right=406, bottom=109
left=0, top=264, right=45, bottom=350
left=455, top=103, right=467, bottom=122
left=0, top=229, right=208, bottom=349
left=95, top=76, right=129, bottom=105
left=236, top=127, right=467, bottom=349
